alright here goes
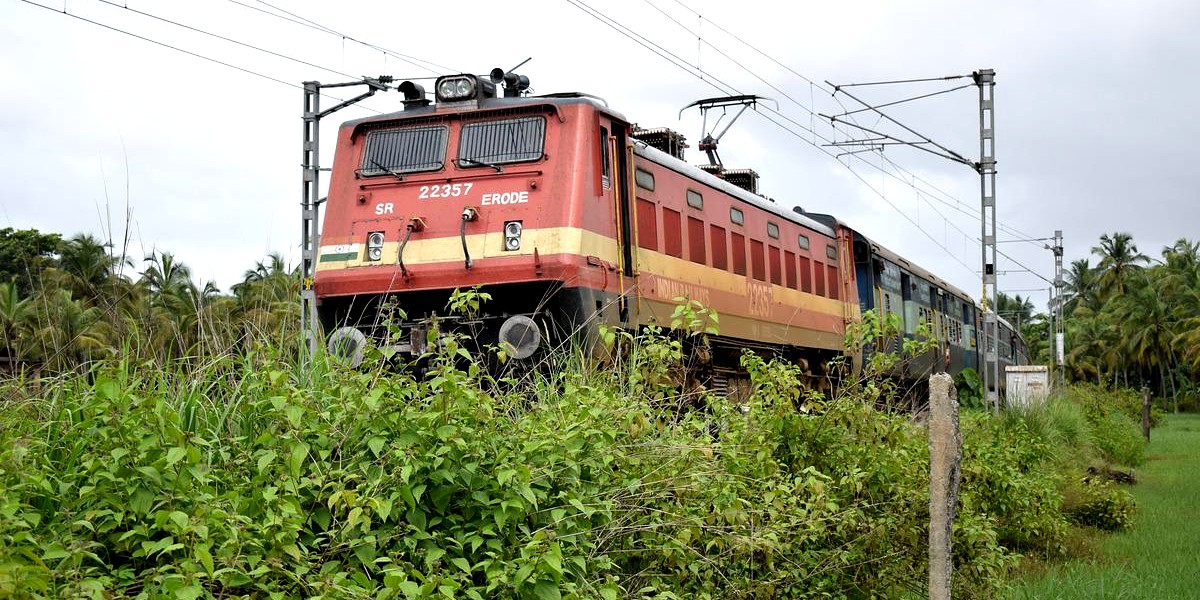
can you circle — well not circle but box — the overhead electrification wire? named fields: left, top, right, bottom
left=568, top=0, right=981, bottom=275
left=14, top=0, right=387, bottom=114
left=656, top=0, right=1044, bottom=246
left=608, top=1, right=1056, bottom=280
left=224, top=0, right=455, bottom=76
left=89, top=0, right=368, bottom=82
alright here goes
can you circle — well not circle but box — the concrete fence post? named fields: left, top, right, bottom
left=1141, top=386, right=1151, bottom=442
left=928, top=373, right=962, bottom=600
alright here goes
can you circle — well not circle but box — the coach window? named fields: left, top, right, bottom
left=731, top=232, right=747, bottom=276
left=599, top=126, right=611, bottom=189
left=798, top=234, right=810, bottom=251
left=635, top=167, right=655, bottom=191
left=687, top=189, right=704, bottom=210
left=710, top=225, right=728, bottom=270
left=767, top=222, right=780, bottom=240
left=730, top=207, right=744, bottom=226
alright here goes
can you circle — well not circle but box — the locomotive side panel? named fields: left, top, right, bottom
left=626, top=150, right=857, bottom=355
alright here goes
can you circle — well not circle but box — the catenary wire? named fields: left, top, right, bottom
left=225, top=0, right=455, bottom=75
left=657, top=0, right=1044, bottom=245
left=569, top=0, right=980, bottom=275
left=598, top=0, right=1055, bottom=277
left=14, top=0, right=388, bottom=114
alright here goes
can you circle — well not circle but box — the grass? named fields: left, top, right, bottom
left=1007, top=413, right=1200, bottom=599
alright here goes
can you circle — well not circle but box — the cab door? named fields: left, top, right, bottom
left=606, top=121, right=638, bottom=324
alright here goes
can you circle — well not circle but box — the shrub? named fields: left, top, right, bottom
left=1063, top=480, right=1136, bottom=531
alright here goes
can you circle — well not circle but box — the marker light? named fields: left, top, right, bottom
left=504, top=220, right=523, bottom=251
left=366, top=231, right=385, bottom=261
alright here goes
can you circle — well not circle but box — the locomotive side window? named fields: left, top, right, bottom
left=730, top=207, right=744, bottom=225
left=663, top=208, right=683, bottom=258
left=751, top=240, right=766, bottom=282
left=600, top=126, right=611, bottom=189
left=826, top=244, right=838, bottom=262
left=731, top=232, right=747, bottom=276
left=798, top=234, right=810, bottom=250
left=636, top=199, right=657, bottom=250
left=769, top=246, right=782, bottom=285
left=458, top=116, right=545, bottom=165
left=688, top=217, right=706, bottom=264
left=767, top=222, right=780, bottom=239
left=635, top=168, right=655, bottom=191
left=710, top=225, right=728, bottom=270
left=686, top=189, right=704, bottom=210
left=360, top=125, right=448, bottom=175
left=784, top=250, right=797, bottom=289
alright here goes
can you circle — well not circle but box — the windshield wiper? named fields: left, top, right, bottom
left=456, top=157, right=503, bottom=173
left=370, top=159, right=406, bottom=181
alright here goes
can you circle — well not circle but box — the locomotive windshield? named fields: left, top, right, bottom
left=458, top=116, right=545, bottom=166
left=360, top=124, right=448, bottom=176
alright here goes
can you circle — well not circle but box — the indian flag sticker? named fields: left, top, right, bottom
left=319, top=244, right=360, bottom=262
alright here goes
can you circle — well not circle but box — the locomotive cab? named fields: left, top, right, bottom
left=313, top=70, right=631, bottom=364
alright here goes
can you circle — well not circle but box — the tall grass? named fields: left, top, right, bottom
left=1007, top=413, right=1200, bottom=599
left=0, top=325, right=1149, bottom=598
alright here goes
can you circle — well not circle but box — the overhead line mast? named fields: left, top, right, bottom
left=824, top=69, right=1009, bottom=412
left=300, top=76, right=393, bottom=361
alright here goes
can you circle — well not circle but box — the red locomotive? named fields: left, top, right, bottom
left=313, top=69, right=1025, bottom=391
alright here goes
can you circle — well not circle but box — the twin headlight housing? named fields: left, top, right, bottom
left=504, top=221, right=523, bottom=251
left=435, top=74, right=496, bottom=103
left=366, top=231, right=385, bottom=261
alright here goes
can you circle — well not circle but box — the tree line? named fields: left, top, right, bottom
left=996, top=232, right=1199, bottom=408
left=3, top=227, right=1197, bottom=407
left=0, top=227, right=298, bottom=375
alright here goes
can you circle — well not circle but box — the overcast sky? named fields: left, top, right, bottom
left=2, top=0, right=1197, bottom=310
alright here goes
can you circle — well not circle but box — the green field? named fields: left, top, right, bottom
left=1008, top=413, right=1200, bottom=600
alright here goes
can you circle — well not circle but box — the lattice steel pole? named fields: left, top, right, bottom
left=975, top=69, right=999, bottom=413
left=301, top=82, right=322, bottom=361
left=298, top=77, right=393, bottom=366
left=1053, top=229, right=1065, bottom=389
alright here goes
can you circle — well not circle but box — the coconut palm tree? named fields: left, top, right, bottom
left=1091, top=232, right=1149, bottom=298
left=1063, top=259, right=1100, bottom=316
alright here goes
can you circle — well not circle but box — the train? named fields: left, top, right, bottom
left=312, top=68, right=1027, bottom=397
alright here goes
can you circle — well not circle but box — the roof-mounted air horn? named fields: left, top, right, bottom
left=489, top=66, right=531, bottom=98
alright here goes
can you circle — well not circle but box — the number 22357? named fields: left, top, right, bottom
left=418, top=183, right=473, bottom=199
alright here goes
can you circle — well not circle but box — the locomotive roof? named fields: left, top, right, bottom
left=630, top=142, right=838, bottom=238
left=866, top=240, right=975, bottom=304
left=338, top=93, right=626, bottom=129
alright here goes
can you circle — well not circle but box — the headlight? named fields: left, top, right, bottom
left=366, top=231, right=384, bottom=261
left=504, top=220, right=522, bottom=251
left=436, top=75, right=475, bottom=102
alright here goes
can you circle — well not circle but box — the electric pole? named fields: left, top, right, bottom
left=301, top=76, right=392, bottom=363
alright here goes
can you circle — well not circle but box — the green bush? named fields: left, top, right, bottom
left=1063, top=480, right=1136, bottom=531
left=0, top=328, right=1116, bottom=598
